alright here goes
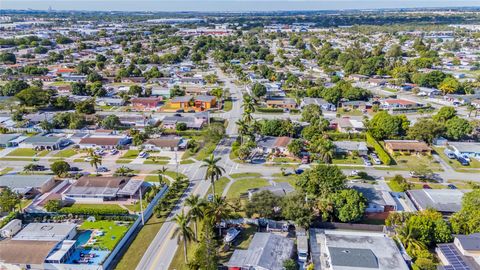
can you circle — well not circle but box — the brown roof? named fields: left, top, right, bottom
left=385, top=140, right=431, bottom=152
left=79, top=137, right=121, bottom=146
left=274, top=136, right=291, bottom=148
left=145, top=138, right=180, bottom=148
left=74, top=176, right=130, bottom=188
left=0, top=239, right=57, bottom=264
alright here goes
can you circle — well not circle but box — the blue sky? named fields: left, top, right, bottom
left=2, top=0, right=480, bottom=12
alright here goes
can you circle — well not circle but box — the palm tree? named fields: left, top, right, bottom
left=397, top=224, right=427, bottom=256
left=317, top=139, right=335, bottom=164
left=206, top=195, right=232, bottom=235
left=242, top=94, right=255, bottom=113
left=201, top=154, right=225, bottom=196
left=236, top=119, right=248, bottom=144
left=87, top=148, right=102, bottom=173
left=157, top=166, right=168, bottom=186
left=185, top=194, right=205, bottom=239
left=172, top=211, right=195, bottom=264
left=242, top=110, right=254, bottom=124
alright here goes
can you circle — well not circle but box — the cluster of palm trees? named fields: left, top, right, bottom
left=172, top=154, right=232, bottom=264
left=234, top=95, right=259, bottom=159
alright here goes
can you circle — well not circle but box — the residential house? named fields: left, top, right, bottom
left=63, top=176, right=143, bottom=203
left=194, top=95, right=217, bottom=110
left=381, top=99, right=424, bottom=110
left=340, top=100, right=372, bottom=111
left=143, top=137, right=187, bottom=151
left=162, top=114, right=207, bottom=129
left=300, top=97, right=336, bottom=111
left=333, top=141, right=368, bottom=156
left=96, top=97, right=125, bottom=106
left=447, top=142, right=480, bottom=159
left=0, top=133, right=23, bottom=148
left=334, top=117, right=366, bottom=133
left=368, top=78, right=387, bottom=86
left=62, top=74, right=87, bottom=82
left=150, top=86, right=170, bottom=98
left=130, top=97, right=163, bottom=111
left=78, top=135, right=131, bottom=149
left=310, top=229, right=410, bottom=270
left=226, top=233, right=294, bottom=270
left=256, top=136, right=292, bottom=155
left=20, top=135, right=66, bottom=150
left=384, top=140, right=432, bottom=155
left=436, top=234, right=480, bottom=270
left=265, top=97, right=297, bottom=110
left=0, top=174, right=55, bottom=198
left=121, top=77, right=146, bottom=83
left=417, top=87, right=441, bottom=97
left=349, top=182, right=397, bottom=214
left=348, top=74, right=369, bottom=82
left=169, top=96, right=192, bottom=110
left=406, top=189, right=467, bottom=215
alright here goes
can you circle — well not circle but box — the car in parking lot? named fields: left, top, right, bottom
left=457, top=156, right=470, bottom=166
left=447, top=184, right=457, bottom=189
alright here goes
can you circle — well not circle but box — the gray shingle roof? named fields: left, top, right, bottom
left=329, top=247, right=379, bottom=268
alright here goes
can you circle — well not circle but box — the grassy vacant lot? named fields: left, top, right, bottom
left=393, top=154, right=443, bottom=171
left=226, top=178, right=269, bottom=199
left=434, top=146, right=480, bottom=170
left=180, top=159, right=195, bottom=164
left=80, top=220, right=130, bottom=250
left=229, top=172, right=262, bottom=179
left=7, top=148, right=48, bottom=157
left=53, top=149, right=77, bottom=158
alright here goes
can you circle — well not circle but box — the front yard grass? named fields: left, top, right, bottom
left=143, top=159, right=168, bottom=165
left=53, top=149, right=77, bottom=158
left=115, top=159, right=132, bottom=164
left=215, top=176, right=230, bottom=196
left=80, top=220, right=131, bottom=251
left=7, top=148, right=40, bottom=157
left=121, top=150, right=140, bottom=159
left=195, top=142, right=217, bottom=160
left=229, top=172, right=262, bottom=179
left=393, top=154, right=443, bottom=171
left=70, top=203, right=125, bottom=211
left=332, top=155, right=364, bottom=165
left=434, top=146, right=480, bottom=170
left=223, top=100, right=233, bottom=112
left=226, top=178, right=269, bottom=199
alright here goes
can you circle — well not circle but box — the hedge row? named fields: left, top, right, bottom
left=256, top=107, right=284, bottom=113
left=59, top=206, right=129, bottom=216
left=326, top=132, right=366, bottom=141
left=366, top=132, right=393, bottom=165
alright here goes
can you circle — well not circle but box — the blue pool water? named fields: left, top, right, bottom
left=67, top=249, right=110, bottom=265
left=76, top=230, right=92, bottom=246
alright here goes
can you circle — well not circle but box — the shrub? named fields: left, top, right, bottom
left=256, top=107, right=284, bottom=113
left=0, top=212, right=17, bottom=228
left=366, top=132, right=393, bottom=165
left=59, top=206, right=129, bottom=216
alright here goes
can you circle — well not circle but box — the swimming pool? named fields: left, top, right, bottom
left=66, top=248, right=110, bottom=265
left=76, top=230, right=92, bottom=246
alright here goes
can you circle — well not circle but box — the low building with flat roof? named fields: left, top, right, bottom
left=20, top=135, right=65, bottom=150
left=448, top=142, right=480, bottom=159
left=226, top=232, right=294, bottom=270
left=406, top=189, right=467, bottom=215
left=384, top=140, right=432, bottom=155
left=13, top=222, right=76, bottom=242
left=0, top=174, right=55, bottom=198
left=310, top=229, right=410, bottom=270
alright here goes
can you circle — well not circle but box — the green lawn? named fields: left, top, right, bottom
left=229, top=172, right=262, bottom=179
left=332, top=155, right=364, bottom=165
left=226, top=178, right=270, bottom=199
left=80, top=220, right=131, bottom=250
left=0, top=167, right=13, bottom=175
left=70, top=203, right=125, bottom=211
left=7, top=148, right=40, bottom=157
left=386, top=180, right=446, bottom=192
left=53, top=149, right=77, bottom=158
left=121, top=150, right=140, bottom=159
left=393, top=154, right=443, bottom=171
left=20, top=199, right=32, bottom=209
left=215, top=176, right=231, bottom=196
left=274, top=175, right=298, bottom=187
left=115, top=159, right=132, bottom=164
left=143, top=159, right=169, bottom=165
left=195, top=142, right=217, bottom=161
left=145, top=170, right=187, bottom=183
left=180, top=159, right=195, bottom=164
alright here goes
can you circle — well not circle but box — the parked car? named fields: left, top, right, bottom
left=97, top=166, right=109, bottom=172
left=423, top=184, right=432, bottom=189
left=138, top=151, right=148, bottom=158
left=447, top=184, right=457, bottom=189
left=110, top=149, right=118, bottom=155
left=444, top=149, right=456, bottom=159
left=295, top=169, right=304, bottom=175
left=69, top=167, right=81, bottom=172
left=457, top=156, right=470, bottom=166
left=362, top=156, right=372, bottom=166
left=461, top=155, right=471, bottom=162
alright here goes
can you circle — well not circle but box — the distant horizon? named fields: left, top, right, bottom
left=2, top=0, right=480, bottom=13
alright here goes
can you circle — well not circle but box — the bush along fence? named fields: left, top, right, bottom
left=366, top=132, right=393, bottom=165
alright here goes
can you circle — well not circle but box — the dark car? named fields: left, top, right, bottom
left=423, top=184, right=432, bottom=189
left=457, top=156, right=470, bottom=166
left=448, top=184, right=457, bottom=189
left=176, top=109, right=184, bottom=113
left=295, top=169, right=304, bottom=175
left=69, top=167, right=81, bottom=172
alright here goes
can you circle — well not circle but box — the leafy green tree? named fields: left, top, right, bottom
left=75, top=99, right=96, bottom=114
left=283, top=259, right=298, bottom=270
left=1, top=80, right=29, bottom=96
left=102, top=115, right=122, bottom=130
left=245, top=190, right=281, bottom=219
left=450, top=190, right=480, bottom=234
left=407, top=119, right=445, bottom=144
left=204, top=74, right=218, bottom=84
left=52, top=96, right=74, bottom=110
left=15, top=86, right=51, bottom=107
left=44, top=199, right=62, bottom=212
left=252, top=83, right=267, bottom=98
left=331, top=189, right=366, bottom=222
left=439, top=77, right=460, bottom=94
left=308, top=137, right=335, bottom=164
left=170, top=85, right=185, bottom=97
left=71, top=82, right=89, bottom=95
left=282, top=192, right=313, bottom=229
left=433, top=106, right=456, bottom=122
left=176, top=122, right=187, bottom=131
left=297, top=165, right=346, bottom=197
left=0, top=52, right=16, bottom=64
left=128, top=85, right=143, bottom=96
left=301, top=104, right=322, bottom=123
left=287, top=139, right=304, bottom=158
left=50, top=160, right=71, bottom=177
left=445, top=117, right=473, bottom=140
left=367, top=111, right=409, bottom=140
left=87, top=71, right=102, bottom=83
left=0, top=188, right=20, bottom=212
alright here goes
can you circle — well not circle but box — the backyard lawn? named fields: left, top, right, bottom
left=80, top=220, right=131, bottom=250
left=226, top=178, right=270, bottom=199
left=69, top=203, right=125, bottom=211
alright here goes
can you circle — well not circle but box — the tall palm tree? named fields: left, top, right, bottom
left=87, top=148, right=102, bottom=173
left=157, top=166, right=168, bottom=186
left=206, top=195, right=232, bottom=235
left=172, top=211, right=195, bottom=264
left=242, top=95, right=255, bottom=113
left=201, top=154, right=225, bottom=196
left=317, top=139, right=335, bottom=164
left=185, top=194, right=205, bottom=239
left=242, top=110, right=254, bottom=124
